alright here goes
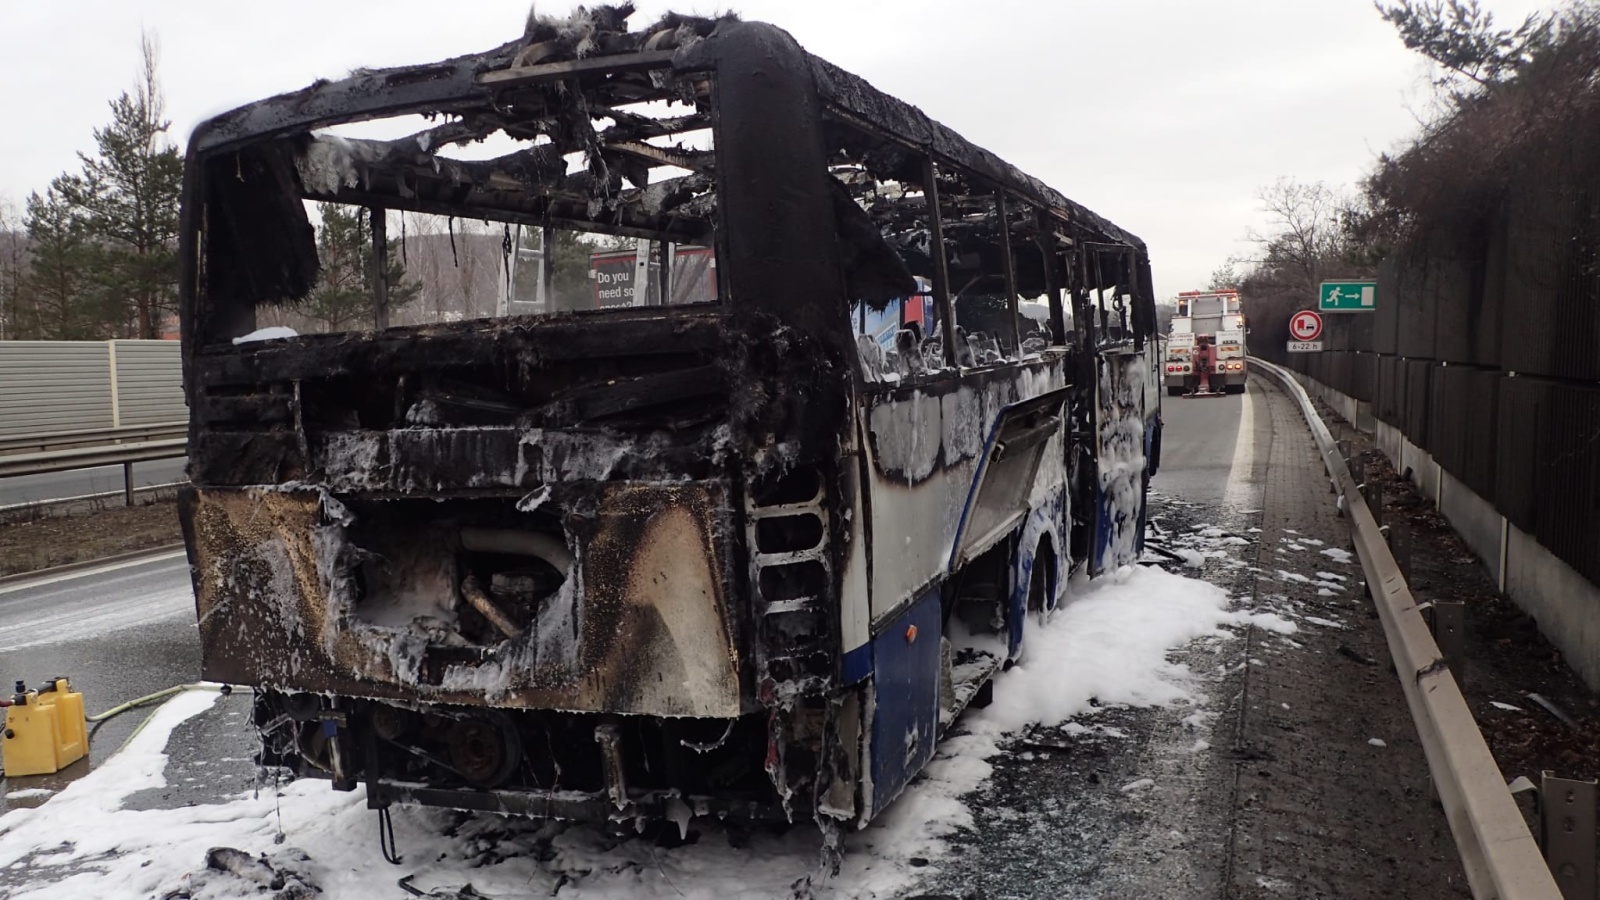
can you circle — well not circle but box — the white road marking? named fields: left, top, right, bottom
left=1223, top=386, right=1258, bottom=514
left=0, top=585, right=193, bottom=652
left=0, top=549, right=187, bottom=596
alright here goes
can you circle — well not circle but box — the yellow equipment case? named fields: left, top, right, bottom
left=2, top=678, right=87, bottom=777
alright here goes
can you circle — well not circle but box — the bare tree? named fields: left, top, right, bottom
left=1236, top=178, right=1373, bottom=362
left=0, top=197, right=29, bottom=340
left=1247, top=179, right=1353, bottom=293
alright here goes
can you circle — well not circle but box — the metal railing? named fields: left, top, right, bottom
left=0, top=421, right=186, bottom=456
left=1251, top=357, right=1563, bottom=900
left=0, top=421, right=188, bottom=505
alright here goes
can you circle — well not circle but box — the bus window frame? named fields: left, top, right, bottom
left=831, top=142, right=1078, bottom=395
left=185, top=67, right=727, bottom=349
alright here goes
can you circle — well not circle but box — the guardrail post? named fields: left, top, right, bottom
left=123, top=462, right=135, bottom=507
left=1389, top=518, right=1413, bottom=580
left=1364, top=480, right=1384, bottom=528
left=1539, top=772, right=1597, bottom=900
left=1431, top=599, right=1465, bottom=678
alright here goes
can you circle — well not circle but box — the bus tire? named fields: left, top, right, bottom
left=1028, top=538, right=1056, bottom=616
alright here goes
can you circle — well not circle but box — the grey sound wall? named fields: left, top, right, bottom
left=0, top=340, right=184, bottom=437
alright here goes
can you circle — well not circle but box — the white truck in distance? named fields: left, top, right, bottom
left=1164, top=290, right=1247, bottom=395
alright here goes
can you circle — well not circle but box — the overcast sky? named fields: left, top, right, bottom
left=0, top=0, right=1547, bottom=298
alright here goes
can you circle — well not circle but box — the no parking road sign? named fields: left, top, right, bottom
left=1288, top=310, right=1323, bottom=352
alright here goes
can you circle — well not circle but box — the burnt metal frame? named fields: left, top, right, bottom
left=180, top=48, right=719, bottom=348
left=175, top=16, right=1157, bottom=828
left=923, top=156, right=959, bottom=368
left=996, top=191, right=1022, bottom=354
left=810, top=92, right=1148, bottom=358
left=180, top=19, right=1151, bottom=356
left=823, top=138, right=1138, bottom=377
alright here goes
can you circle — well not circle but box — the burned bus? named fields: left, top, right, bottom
left=175, top=6, right=1160, bottom=838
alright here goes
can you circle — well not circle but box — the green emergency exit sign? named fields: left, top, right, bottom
left=1319, top=280, right=1376, bottom=312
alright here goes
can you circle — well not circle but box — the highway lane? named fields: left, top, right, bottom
left=0, top=458, right=188, bottom=506
left=1154, top=383, right=1268, bottom=514
left=0, top=550, right=237, bottom=813
left=0, top=550, right=192, bottom=653
left=924, top=380, right=1274, bottom=898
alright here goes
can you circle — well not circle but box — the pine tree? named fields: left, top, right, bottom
left=59, top=33, right=183, bottom=339
left=0, top=198, right=29, bottom=340
left=22, top=185, right=107, bottom=339
left=1375, top=0, right=1550, bottom=95
left=301, top=205, right=420, bottom=331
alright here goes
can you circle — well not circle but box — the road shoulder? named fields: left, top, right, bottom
left=1222, top=376, right=1469, bottom=898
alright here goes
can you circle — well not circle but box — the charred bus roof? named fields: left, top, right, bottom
left=180, top=4, right=1150, bottom=353
left=183, top=6, right=1144, bottom=250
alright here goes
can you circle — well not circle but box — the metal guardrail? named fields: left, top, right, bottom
left=0, top=481, right=187, bottom=521
left=0, top=421, right=186, bottom=456
left=0, top=421, right=188, bottom=506
left=1251, top=357, right=1562, bottom=900
left=0, top=438, right=188, bottom=479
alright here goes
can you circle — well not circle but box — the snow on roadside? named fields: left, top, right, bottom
left=0, top=565, right=1282, bottom=900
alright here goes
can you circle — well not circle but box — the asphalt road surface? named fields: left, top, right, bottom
left=1157, top=388, right=1253, bottom=509
left=0, top=458, right=188, bottom=506
left=0, top=550, right=255, bottom=817
left=919, top=386, right=1269, bottom=899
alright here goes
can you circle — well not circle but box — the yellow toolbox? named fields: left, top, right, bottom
left=2, top=678, right=87, bottom=777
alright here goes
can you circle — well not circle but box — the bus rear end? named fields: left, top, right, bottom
left=177, top=14, right=861, bottom=831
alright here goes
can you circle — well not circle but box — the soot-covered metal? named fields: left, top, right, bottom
left=176, top=2, right=1154, bottom=841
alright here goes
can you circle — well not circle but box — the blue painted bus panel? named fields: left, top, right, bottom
left=869, top=590, right=942, bottom=814
left=842, top=641, right=873, bottom=684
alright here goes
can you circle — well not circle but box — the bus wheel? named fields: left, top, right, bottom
left=448, top=711, right=523, bottom=789
left=1028, top=540, right=1056, bottom=616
